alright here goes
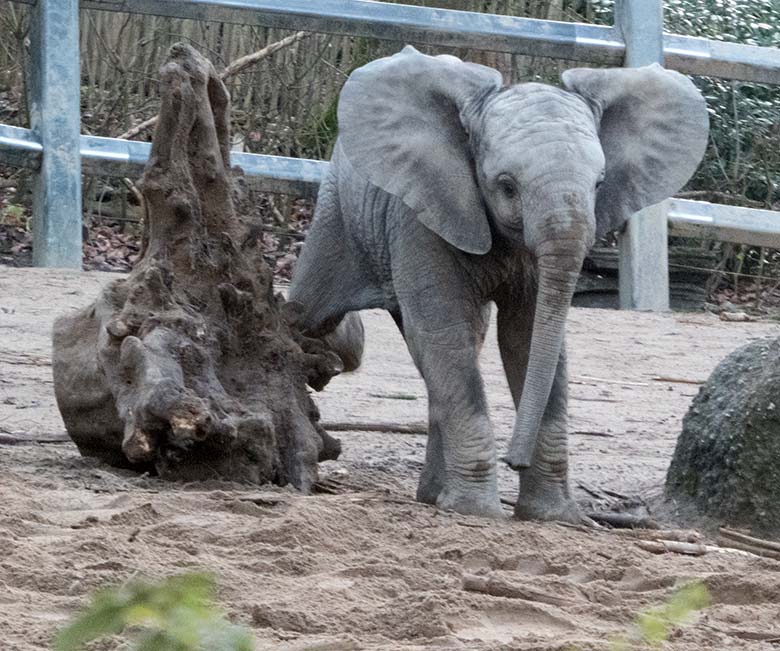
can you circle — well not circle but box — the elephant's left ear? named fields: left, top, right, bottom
left=562, top=64, right=709, bottom=236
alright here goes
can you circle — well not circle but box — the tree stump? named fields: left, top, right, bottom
left=665, top=337, right=780, bottom=536
left=52, top=44, right=342, bottom=490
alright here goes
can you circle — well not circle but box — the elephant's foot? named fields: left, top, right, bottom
left=415, top=469, right=444, bottom=505
left=435, top=484, right=505, bottom=519
left=514, top=475, right=581, bottom=524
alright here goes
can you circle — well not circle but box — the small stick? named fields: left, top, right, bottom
left=573, top=375, right=648, bottom=387
left=719, top=527, right=780, bottom=553
left=576, top=480, right=613, bottom=502
left=587, top=512, right=660, bottom=530
left=571, top=430, right=615, bottom=438
left=717, top=537, right=780, bottom=560
left=635, top=540, right=707, bottom=556
left=614, top=528, right=702, bottom=543
left=651, top=376, right=705, bottom=385
left=462, top=573, right=573, bottom=607
left=0, top=433, right=70, bottom=445
left=322, top=421, right=427, bottom=435
left=638, top=540, right=758, bottom=557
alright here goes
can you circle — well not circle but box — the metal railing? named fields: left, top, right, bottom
left=1, top=0, right=779, bottom=309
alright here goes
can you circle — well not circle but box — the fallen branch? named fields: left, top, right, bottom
left=717, top=537, right=780, bottom=560
left=118, top=32, right=309, bottom=141
left=637, top=539, right=758, bottom=557
left=462, top=573, right=574, bottom=607
left=615, top=528, right=702, bottom=543
left=587, top=512, right=659, bottom=530
left=322, top=421, right=427, bottom=435
left=719, top=527, right=780, bottom=553
left=635, top=540, right=707, bottom=556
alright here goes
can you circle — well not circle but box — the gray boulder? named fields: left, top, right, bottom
left=665, top=337, right=780, bottom=536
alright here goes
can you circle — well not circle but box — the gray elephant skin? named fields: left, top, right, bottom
left=290, top=45, right=709, bottom=521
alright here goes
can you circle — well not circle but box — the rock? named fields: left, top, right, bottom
left=665, top=337, right=780, bottom=536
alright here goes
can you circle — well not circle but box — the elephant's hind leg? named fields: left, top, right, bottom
left=289, top=174, right=380, bottom=377
left=323, top=311, right=364, bottom=372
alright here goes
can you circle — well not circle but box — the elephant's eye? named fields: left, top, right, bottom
left=497, top=176, right=516, bottom=200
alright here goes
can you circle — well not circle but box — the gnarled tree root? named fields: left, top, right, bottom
left=52, top=44, right=341, bottom=490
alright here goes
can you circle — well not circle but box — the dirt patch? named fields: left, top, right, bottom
left=1, top=267, right=780, bottom=650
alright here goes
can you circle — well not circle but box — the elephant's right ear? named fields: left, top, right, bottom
left=337, top=45, right=502, bottom=255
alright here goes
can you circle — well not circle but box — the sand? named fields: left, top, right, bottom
left=1, top=267, right=779, bottom=650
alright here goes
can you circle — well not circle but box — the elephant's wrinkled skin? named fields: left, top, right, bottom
left=290, top=46, right=709, bottom=521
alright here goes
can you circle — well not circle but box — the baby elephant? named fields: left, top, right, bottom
left=290, top=46, right=708, bottom=521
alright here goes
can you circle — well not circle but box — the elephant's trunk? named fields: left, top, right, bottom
left=503, top=243, right=585, bottom=469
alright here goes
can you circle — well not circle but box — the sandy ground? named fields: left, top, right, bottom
left=1, top=267, right=779, bottom=650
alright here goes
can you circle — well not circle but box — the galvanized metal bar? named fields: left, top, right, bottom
left=614, top=0, right=670, bottom=312
left=5, top=126, right=780, bottom=251
left=668, top=199, right=780, bottom=250
left=664, top=33, right=780, bottom=86
left=0, top=125, right=327, bottom=197
left=79, top=134, right=327, bottom=197
left=0, top=124, right=42, bottom=170
left=47, top=0, right=626, bottom=65
left=9, top=0, right=780, bottom=83
left=27, top=0, right=83, bottom=268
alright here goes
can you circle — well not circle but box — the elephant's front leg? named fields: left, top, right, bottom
left=515, top=349, right=580, bottom=523
left=497, top=300, right=580, bottom=523
left=403, top=311, right=503, bottom=518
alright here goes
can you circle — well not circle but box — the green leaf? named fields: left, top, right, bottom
left=54, top=572, right=254, bottom=651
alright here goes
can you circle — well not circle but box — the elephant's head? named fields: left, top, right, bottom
left=337, top=45, right=708, bottom=468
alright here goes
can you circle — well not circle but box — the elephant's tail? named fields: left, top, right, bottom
left=323, top=311, right=365, bottom=372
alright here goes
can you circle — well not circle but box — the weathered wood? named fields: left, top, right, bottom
left=719, top=528, right=780, bottom=554
left=52, top=45, right=341, bottom=488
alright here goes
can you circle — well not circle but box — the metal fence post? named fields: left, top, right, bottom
left=28, top=0, right=82, bottom=268
left=614, top=0, right=670, bottom=310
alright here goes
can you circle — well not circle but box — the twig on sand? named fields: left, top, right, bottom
left=651, top=376, right=705, bottom=385
left=117, top=32, right=310, bottom=140
left=322, top=421, right=427, bottom=435
left=0, top=432, right=69, bottom=445
left=586, top=512, right=660, bottom=530
left=719, top=527, right=780, bottom=552
left=571, top=430, right=615, bottom=438
left=637, top=539, right=761, bottom=557
left=614, top=528, right=702, bottom=544
left=635, top=540, right=708, bottom=556
left=718, top=529, right=780, bottom=560
left=462, top=573, right=574, bottom=607
left=573, top=375, right=648, bottom=387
